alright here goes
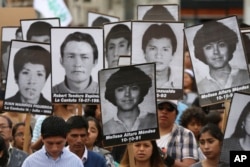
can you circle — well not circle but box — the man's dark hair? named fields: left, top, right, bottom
left=105, top=24, right=131, bottom=51
left=60, top=32, right=98, bottom=63
left=13, top=45, right=51, bottom=81
left=41, top=116, right=69, bottom=139
left=66, top=115, right=89, bottom=130
left=92, top=16, right=111, bottom=27
left=26, top=21, right=52, bottom=40
left=105, top=66, right=152, bottom=106
left=142, top=24, right=177, bottom=55
left=142, top=5, right=176, bottom=21
left=193, top=21, right=238, bottom=65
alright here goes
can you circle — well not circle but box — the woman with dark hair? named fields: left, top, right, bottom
left=219, top=101, right=250, bottom=165
left=5, top=45, right=51, bottom=105
left=12, top=122, right=33, bottom=154
left=0, top=135, right=9, bottom=167
left=191, top=123, right=224, bottom=167
left=119, top=140, right=166, bottom=167
left=85, top=116, right=116, bottom=167
left=103, top=65, right=156, bottom=135
left=193, top=21, right=250, bottom=94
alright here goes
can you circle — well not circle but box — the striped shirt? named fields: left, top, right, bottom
left=21, top=146, right=83, bottom=167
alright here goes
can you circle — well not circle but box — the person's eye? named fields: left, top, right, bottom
left=208, top=139, right=215, bottom=144
left=108, top=45, right=114, bottom=50
left=116, top=87, right=125, bottom=92
left=21, top=71, right=29, bottom=75
left=81, top=55, right=89, bottom=60
left=119, top=44, right=125, bottom=48
left=149, top=46, right=155, bottom=51
left=218, top=42, right=226, bottom=48
left=204, top=45, right=212, bottom=50
left=37, top=72, right=45, bottom=77
left=131, top=85, right=139, bottom=91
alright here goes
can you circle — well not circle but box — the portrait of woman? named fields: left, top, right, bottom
left=192, top=18, right=250, bottom=94
left=5, top=42, right=51, bottom=105
left=100, top=64, right=157, bottom=136
left=220, top=99, right=250, bottom=166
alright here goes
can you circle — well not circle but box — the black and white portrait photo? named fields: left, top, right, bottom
left=99, top=63, right=159, bottom=147
left=1, top=26, right=22, bottom=89
left=184, top=16, right=250, bottom=106
left=241, top=28, right=250, bottom=73
left=219, top=92, right=250, bottom=166
left=51, top=27, right=103, bottom=104
left=88, top=11, right=119, bottom=27
left=131, top=21, right=184, bottom=100
left=104, top=21, right=131, bottom=68
left=3, top=40, right=52, bottom=114
left=137, top=4, right=179, bottom=21
left=20, top=18, right=60, bottom=43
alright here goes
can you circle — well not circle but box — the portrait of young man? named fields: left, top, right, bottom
left=99, top=63, right=159, bottom=147
left=131, top=21, right=184, bottom=100
left=20, top=18, right=60, bottom=43
left=104, top=21, right=131, bottom=68
left=51, top=27, right=103, bottom=103
left=184, top=16, right=250, bottom=106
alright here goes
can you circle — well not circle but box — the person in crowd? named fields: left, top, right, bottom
left=206, top=109, right=225, bottom=133
left=181, top=69, right=198, bottom=107
left=142, top=5, right=176, bottom=21
left=12, top=122, right=33, bottom=154
left=66, top=115, right=106, bottom=167
left=0, top=115, right=28, bottom=167
left=92, top=16, right=111, bottom=27
left=191, top=123, right=224, bottom=167
left=52, top=31, right=99, bottom=93
left=85, top=116, right=116, bottom=167
left=180, top=106, right=207, bottom=141
left=157, top=100, right=198, bottom=167
left=105, top=24, right=131, bottom=68
left=31, top=104, right=76, bottom=151
left=26, top=21, right=52, bottom=43
left=220, top=101, right=250, bottom=166
left=142, top=24, right=180, bottom=89
left=0, top=135, right=9, bottom=167
left=22, top=116, right=83, bottom=167
left=193, top=21, right=250, bottom=94
left=119, top=140, right=166, bottom=167
left=103, top=66, right=156, bottom=135
left=84, top=104, right=102, bottom=123
left=184, top=44, right=193, bottom=70
left=5, top=45, right=51, bottom=105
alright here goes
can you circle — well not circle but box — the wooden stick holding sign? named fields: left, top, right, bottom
left=222, top=100, right=231, bottom=134
left=23, top=113, right=31, bottom=154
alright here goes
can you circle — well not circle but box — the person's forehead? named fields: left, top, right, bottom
left=69, top=128, right=88, bottom=134
left=108, top=37, right=128, bottom=44
left=0, top=117, right=8, bottom=125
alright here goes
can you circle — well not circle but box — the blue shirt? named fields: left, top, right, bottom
left=21, top=146, right=83, bottom=167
